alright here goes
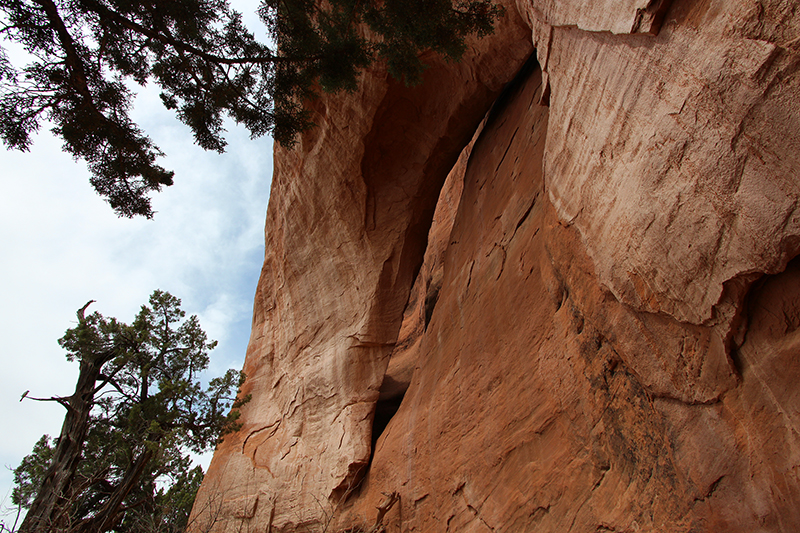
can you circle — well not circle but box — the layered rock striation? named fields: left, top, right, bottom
left=190, top=1, right=800, bottom=531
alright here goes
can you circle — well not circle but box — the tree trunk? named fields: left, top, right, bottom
left=19, top=356, right=106, bottom=533
left=75, top=450, right=154, bottom=533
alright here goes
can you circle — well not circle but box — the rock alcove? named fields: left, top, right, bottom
left=190, top=1, right=800, bottom=531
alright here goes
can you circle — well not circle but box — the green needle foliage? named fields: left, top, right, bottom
left=0, top=0, right=503, bottom=218
left=11, top=437, right=56, bottom=513
left=11, top=438, right=205, bottom=533
left=12, top=290, right=249, bottom=533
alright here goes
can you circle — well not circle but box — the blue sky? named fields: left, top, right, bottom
left=0, top=0, right=272, bottom=520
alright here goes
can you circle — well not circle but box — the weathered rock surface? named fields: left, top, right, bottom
left=190, top=0, right=800, bottom=531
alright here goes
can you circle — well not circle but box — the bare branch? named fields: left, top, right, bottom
left=77, top=300, right=96, bottom=322
left=22, top=394, right=72, bottom=410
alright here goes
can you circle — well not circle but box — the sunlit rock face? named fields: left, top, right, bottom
left=190, top=1, right=800, bottom=531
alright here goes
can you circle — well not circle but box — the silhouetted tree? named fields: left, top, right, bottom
left=0, top=0, right=503, bottom=217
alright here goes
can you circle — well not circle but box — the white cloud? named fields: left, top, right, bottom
left=0, top=0, right=273, bottom=509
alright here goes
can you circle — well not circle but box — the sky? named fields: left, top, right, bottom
left=0, top=0, right=273, bottom=522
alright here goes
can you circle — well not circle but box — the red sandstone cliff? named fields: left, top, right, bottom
left=190, top=1, right=800, bottom=531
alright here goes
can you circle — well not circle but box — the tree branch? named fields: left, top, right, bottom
left=74, top=449, right=154, bottom=533
left=23, top=394, right=73, bottom=410
left=93, top=374, right=136, bottom=402
left=80, top=0, right=308, bottom=66
left=92, top=360, right=129, bottom=395
left=77, top=300, right=96, bottom=322
left=30, top=0, right=95, bottom=106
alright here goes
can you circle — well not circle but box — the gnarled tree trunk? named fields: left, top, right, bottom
left=19, top=304, right=113, bottom=533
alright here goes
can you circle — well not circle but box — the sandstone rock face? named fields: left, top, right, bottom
left=190, top=0, right=800, bottom=531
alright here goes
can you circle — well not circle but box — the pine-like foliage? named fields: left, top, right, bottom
left=13, top=291, right=249, bottom=533
left=13, top=438, right=204, bottom=533
left=0, top=0, right=503, bottom=217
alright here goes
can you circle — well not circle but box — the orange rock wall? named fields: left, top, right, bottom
left=190, top=0, right=800, bottom=531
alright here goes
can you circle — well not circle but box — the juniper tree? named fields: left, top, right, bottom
left=11, top=437, right=205, bottom=533
left=14, top=290, right=248, bottom=533
left=0, top=0, right=503, bottom=217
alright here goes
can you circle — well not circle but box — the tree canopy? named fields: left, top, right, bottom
left=10, top=291, right=248, bottom=533
left=0, top=0, right=503, bottom=217
left=11, top=436, right=205, bottom=533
